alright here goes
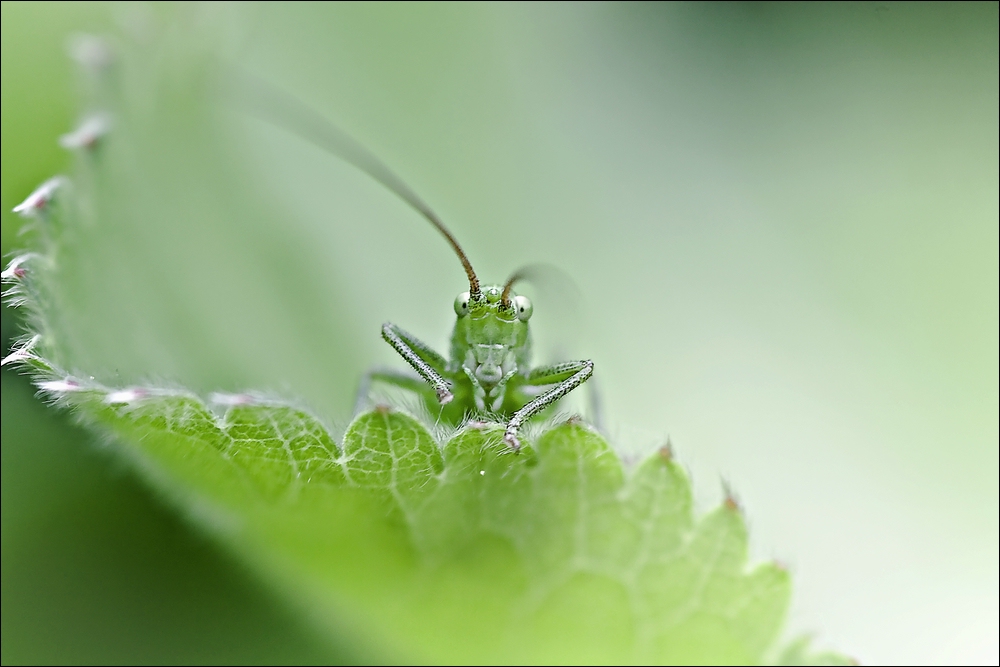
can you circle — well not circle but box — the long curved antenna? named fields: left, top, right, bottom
left=500, top=268, right=528, bottom=310
left=233, top=72, right=480, bottom=298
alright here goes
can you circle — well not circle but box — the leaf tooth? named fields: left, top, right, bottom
left=658, top=438, right=674, bottom=462
left=12, top=176, right=67, bottom=218
left=1, top=334, right=40, bottom=366
left=105, top=387, right=149, bottom=404
left=209, top=391, right=258, bottom=407
left=37, top=377, right=85, bottom=393
left=721, top=478, right=742, bottom=514
left=59, top=112, right=113, bottom=150
left=67, top=33, right=114, bottom=70
left=1, top=253, right=39, bottom=282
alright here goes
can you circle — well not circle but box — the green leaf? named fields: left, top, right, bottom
left=8, top=370, right=792, bottom=662
left=2, top=6, right=848, bottom=663
left=777, top=636, right=857, bottom=666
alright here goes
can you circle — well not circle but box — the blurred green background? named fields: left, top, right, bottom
left=2, top=2, right=996, bottom=664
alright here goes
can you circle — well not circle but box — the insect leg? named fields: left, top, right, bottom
left=462, top=366, right=487, bottom=411
left=504, top=360, right=593, bottom=451
left=384, top=324, right=448, bottom=370
left=382, top=323, right=453, bottom=404
left=488, top=367, right=519, bottom=412
left=354, top=367, right=434, bottom=416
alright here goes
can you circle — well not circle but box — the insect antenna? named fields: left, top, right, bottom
left=501, top=263, right=562, bottom=309
left=500, top=269, right=528, bottom=310
left=234, top=73, right=481, bottom=298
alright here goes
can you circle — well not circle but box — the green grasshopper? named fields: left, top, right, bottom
left=246, top=80, right=593, bottom=450
left=368, top=252, right=593, bottom=452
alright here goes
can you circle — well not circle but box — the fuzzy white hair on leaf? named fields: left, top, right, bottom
left=12, top=177, right=67, bottom=218
left=38, top=378, right=84, bottom=393
left=105, top=388, right=148, bottom=405
left=210, top=392, right=257, bottom=407
left=67, top=33, right=114, bottom=70
left=1, top=253, right=38, bottom=282
left=1, top=334, right=40, bottom=366
left=59, top=113, right=112, bottom=149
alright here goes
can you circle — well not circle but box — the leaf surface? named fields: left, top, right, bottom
left=0, top=7, right=847, bottom=663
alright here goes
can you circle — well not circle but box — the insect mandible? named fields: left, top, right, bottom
left=244, top=78, right=594, bottom=451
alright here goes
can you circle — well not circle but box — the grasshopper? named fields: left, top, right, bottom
left=246, top=79, right=593, bottom=450
left=367, top=258, right=593, bottom=452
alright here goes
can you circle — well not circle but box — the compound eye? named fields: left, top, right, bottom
left=454, top=291, right=471, bottom=317
left=513, top=295, right=533, bottom=321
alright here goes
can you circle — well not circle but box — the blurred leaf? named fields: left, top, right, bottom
left=777, top=635, right=856, bottom=666
left=0, top=4, right=854, bottom=663
left=0, top=372, right=344, bottom=664
left=0, top=357, right=792, bottom=662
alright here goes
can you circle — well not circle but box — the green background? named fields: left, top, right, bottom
left=2, top=2, right=997, bottom=663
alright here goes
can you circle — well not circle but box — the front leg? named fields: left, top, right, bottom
left=488, top=367, right=519, bottom=412
left=504, top=360, right=594, bottom=451
left=382, top=323, right=453, bottom=404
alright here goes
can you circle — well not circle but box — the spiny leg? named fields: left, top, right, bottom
left=384, top=324, right=448, bottom=370
left=504, top=360, right=594, bottom=451
left=382, top=323, right=453, bottom=404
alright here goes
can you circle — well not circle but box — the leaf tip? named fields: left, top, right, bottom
left=1, top=334, right=41, bottom=367
left=105, top=387, right=149, bottom=405
left=67, top=33, right=115, bottom=70
left=59, top=112, right=113, bottom=150
left=658, top=438, right=674, bottom=462
left=1, top=253, right=37, bottom=282
left=721, top=478, right=741, bottom=513
left=38, top=377, right=84, bottom=393
left=210, top=391, right=257, bottom=407
left=12, top=176, right=67, bottom=217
